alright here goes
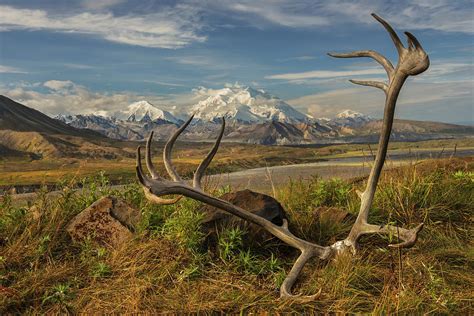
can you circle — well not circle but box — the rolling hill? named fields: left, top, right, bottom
left=0, top=95, right=131, bottom=159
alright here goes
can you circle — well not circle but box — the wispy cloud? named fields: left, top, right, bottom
left=165, top=56, right=215, bottom=67
left=0, top=65, right=27, bottom=74
left=321, top=0, right=474, bottom=34
left=0, top=4, right=206, bottom=49
left=222, top=1, right=329, bottom=28
left=277, top=56, right=318, bottom=62
left=164, top=55, right=235, bottom=71
left=63, top=63, right=97, bottom=70
left=266, top=68, right=385, bottom=80
left=81, top=0, right=125, bottom=10
left=143, top=80, right=188, bottom=87
left=210, top=0, right=473, bottom=33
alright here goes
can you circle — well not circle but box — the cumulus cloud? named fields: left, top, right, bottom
left=0, top=80, right=202, bottom=117
left=43, top=80, right=75, bottom=92
left=0, top=4, right=206, bottom=49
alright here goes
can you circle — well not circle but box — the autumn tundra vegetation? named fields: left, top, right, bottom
left=1, top=14, right=473, bottom=314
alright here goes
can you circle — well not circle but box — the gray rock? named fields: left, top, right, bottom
left=66, top=196, right=141, bottom=248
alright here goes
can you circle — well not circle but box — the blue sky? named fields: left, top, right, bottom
left=0, top=0, right=472, bottom=123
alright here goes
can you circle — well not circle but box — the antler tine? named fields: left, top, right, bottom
left=136, top=146, right=152, bottom=187
left=371, top=13, right=404, bottom=55
left=405, top=32, right=423, bottom=50
left=388, top=223, right=424, bottom=248
left=193, top=117, right=226, bottom=190
left=328, top=50, right=394, bottom=79
left=137, top=145, right=182, bottom=204
left=145, top=131, right=161, bottom=179
left=349, top=79, right=388, bottom=94
left=163, top=114, right=194, bottom=182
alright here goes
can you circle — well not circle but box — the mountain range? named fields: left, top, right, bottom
left=0, top=85, right=472, bottom=159
left=53, top=85, right=473, bottom=145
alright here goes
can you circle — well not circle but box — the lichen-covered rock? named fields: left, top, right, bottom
left=66, top=196, right=141, bottom=247
left=201, top=189, right=287, bottom=242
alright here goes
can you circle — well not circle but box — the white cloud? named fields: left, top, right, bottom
left=0, top=80, right=198, bottom=117
left=82, top=0, right=125, bottom=10
left=165, top=56, right=215, bottom=67
left=225, top=2, right=329, bottom=27
left=0, top=5, right=206, bottom=49
left=208, top=0, right=473, bottom=33
left=1, top=76, right=472, bottom=124
left=288, top=80, right=473, bottom=122
left=421, top=62, right=473, bottom=79
left=43, top=80, right=75, bottom=91
left=164, top=55, right=236, bottom=71
left=0, top=65, right=27, bottom=74
left=266, top=68, right=385, bottom=80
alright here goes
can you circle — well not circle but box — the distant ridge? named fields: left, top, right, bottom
left=0, top=95, right=101, bottom=138
left=0, top=95, right=126, bottom=159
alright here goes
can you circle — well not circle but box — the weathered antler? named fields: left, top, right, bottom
left=329, top=13, right=429, bottom=253
left=136, top=13, right=429, bottom=300
left=137, top=115, right=331, bottom=301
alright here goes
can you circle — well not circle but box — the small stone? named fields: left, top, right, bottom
left=66, top=196, right=141, bottom=248
left=29, top=205, right=42, bottom=221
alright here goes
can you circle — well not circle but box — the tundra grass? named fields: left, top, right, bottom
left=0, top=158, right=473, bottom=313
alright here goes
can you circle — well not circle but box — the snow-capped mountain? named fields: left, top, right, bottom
left=191, top=86, right=309, bottom=124
left=121, top=101, right=181, bottom=124
left=336, top=109, right=371, bottom=121
left=331, top=109, right=373, bottom=127
left=55, top=114, right=144, bottom=140
left=51, top=87, right=392, bottom=145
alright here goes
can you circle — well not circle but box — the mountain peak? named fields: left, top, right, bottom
left=123, top=100, right=179, bottom=124
left=335, top=109, right=368, bottom=119
left=191, top=85, right=308, bottom=124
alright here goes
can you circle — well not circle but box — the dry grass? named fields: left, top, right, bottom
left=1, top=137, right=472, bottom=187
left=1, top=158, right=473, bottom=313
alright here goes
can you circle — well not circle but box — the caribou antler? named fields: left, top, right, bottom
left=328, top=13, right=429, bottom=253
left=137, top=116, right=332, bottom=301
left=136, top=13, right=429, bottom=300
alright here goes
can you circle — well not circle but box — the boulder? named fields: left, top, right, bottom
left=66, top=196, right=141, bottom=248
left=313, top=206, right=355, bottom=224
left=201, top=189, right=287, bottom=242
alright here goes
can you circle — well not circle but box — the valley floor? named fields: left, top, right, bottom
left=1, top=137, right=472, bottom=191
